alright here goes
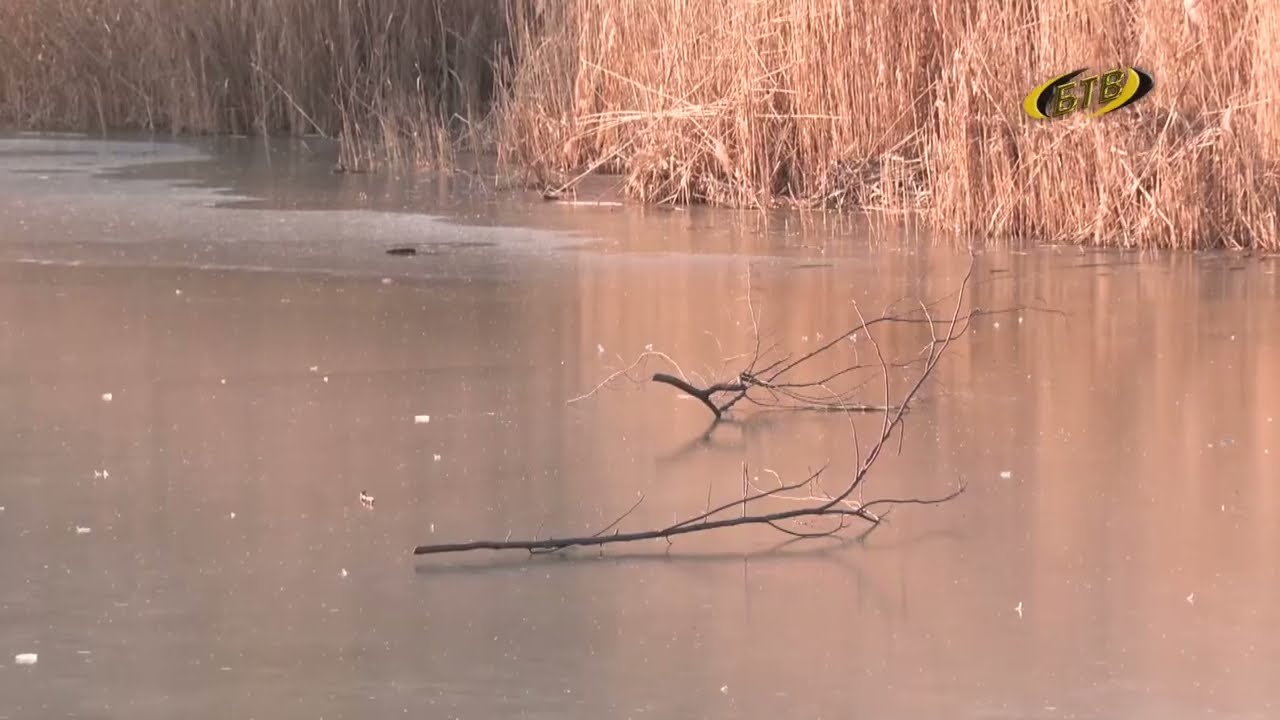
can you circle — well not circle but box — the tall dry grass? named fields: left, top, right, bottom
left=0, top=0, right=506, bottom=170
left=2, top=0, right=1277, bottom=249
left=500, top=0, right=1280, bottom=249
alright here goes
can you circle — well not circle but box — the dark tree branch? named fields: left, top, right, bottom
left=414, top=259, right=999, bottom=558
left=413, top=492, right=961, bottom=556
left=650, top=373, right=746, bottom=419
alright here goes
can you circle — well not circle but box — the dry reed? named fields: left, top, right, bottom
left=2, top=0, right=1277, bottom=249
left=501, top=0, right=1280, bottom=249
left=0, top=0, right=505, bottom=170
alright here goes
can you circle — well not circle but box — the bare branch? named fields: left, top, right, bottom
left=566, top=349, right=691, bottom=405
left=650, top=373, right=746, bottom=419
left=415, top=259, right=1005, bottom=558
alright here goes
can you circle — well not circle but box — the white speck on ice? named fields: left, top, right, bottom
left=322, top=376, right=329, bottom=383
left=229, top=512, right=236, bottom=519
left=175, top=289, right=182, bottom=296
left=75, top=526, right=91, bottom=534
left=720, top=685, right=729, bottom=694
left=101, top=392, right=113, bottom=402
left=1186, top=593, right=1195, bottom=605
left=597, top=344, right=605, bottom=355
left=92, top=469, right=109, bottom=479
left=414, top=415, right=431, bottom=424
left=220, top=378, right=226, bottom=385
left=14, top=653, right=37, bottom=665
left=340, top=568, right=349, bottom=578
left=430, top=523, right=435, bottom=533
left=381, top=277, right=392, bottom=285
left=309, top=366, right=319, bottom=373
left=993, top=321, right=1000, bottom=328
left=645, top=344, right=653, bottom=351
left=1000, top=470, right=1013, bottom=479
left=433, top=453, right=442, bottom=461
left=1014, top=601, right=1024, bottom=618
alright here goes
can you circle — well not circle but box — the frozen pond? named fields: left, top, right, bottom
left=1, top=133, right=1278, bottom=719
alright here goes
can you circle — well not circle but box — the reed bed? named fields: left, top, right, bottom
left=2, top=0, right=1277, bottom=249
left=0, top=0, right=505, bottom=170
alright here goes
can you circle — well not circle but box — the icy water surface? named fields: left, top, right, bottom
left=1, top=134, right=1278, bottom=719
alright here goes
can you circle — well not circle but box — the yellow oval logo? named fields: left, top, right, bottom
left=1024, top=67, right=1154, bottom=120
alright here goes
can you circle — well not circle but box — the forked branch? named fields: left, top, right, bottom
left=414, top=260, right=985, bottom=557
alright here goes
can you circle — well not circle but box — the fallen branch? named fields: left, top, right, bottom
left=414, top=259, right=988, bottom=557
left=650, top=373, right=745, bottom=419
left=413, top=482, right=963, bottom=555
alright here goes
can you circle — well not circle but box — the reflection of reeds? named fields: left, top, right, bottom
left=3, top=0, right=1279, bottom=249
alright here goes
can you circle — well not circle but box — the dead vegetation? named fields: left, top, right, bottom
left=0, top=0, right=504, bottom=171
left=503, top=0, right=1280, bottom=250
left=2, top=0, right=1278, bottom=249
left=415, top=264, right=984, bottom=557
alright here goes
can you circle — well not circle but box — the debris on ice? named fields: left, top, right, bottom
left=414, top=415, right=430, bottom=424
left=14, top=653, right=37, bottom=665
